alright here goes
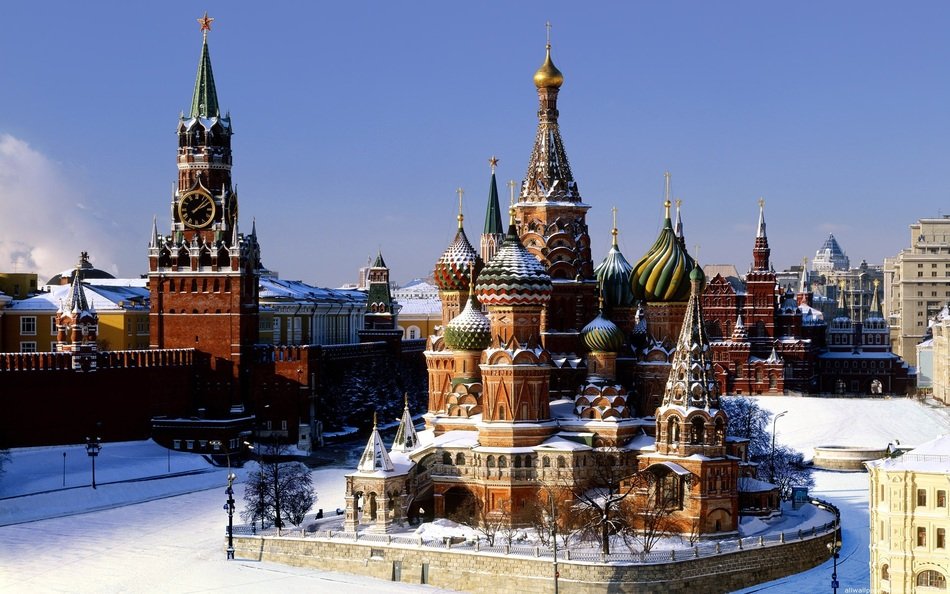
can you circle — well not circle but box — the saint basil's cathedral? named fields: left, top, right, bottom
left=345, top=31, right=910, bottom=534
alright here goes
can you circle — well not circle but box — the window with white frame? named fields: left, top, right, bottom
left=50, top=316, right=58, bottom=335
left=20, top=316, right=36, bottom=335
left=19, top=342, right=37, bottom=353
left=273, top=317, right=281, bottom=341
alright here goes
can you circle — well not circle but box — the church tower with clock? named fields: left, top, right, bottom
left=148, top=14, right=260, bottom=414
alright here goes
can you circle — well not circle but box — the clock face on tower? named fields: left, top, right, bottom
left=178, top=190, right=216, bottom=229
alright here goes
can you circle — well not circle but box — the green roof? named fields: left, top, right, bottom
left=483, top=172, right=504, bottom=235
left=190, top=35, right=220, bottom=118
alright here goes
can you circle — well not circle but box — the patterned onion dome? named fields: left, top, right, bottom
left=434, top=227, right=482, bottom=291
left=444, top=293, right=492, bottom=351
left=581, top=313, right=625, bottom=353
left=475, top=226, right=552, bottom=306
left=631, top=201, right=696, bottom=302
left=594, top=230, right=635, bottom=308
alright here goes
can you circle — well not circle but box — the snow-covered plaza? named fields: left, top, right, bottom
left=2, top=396, right=948, bottom=593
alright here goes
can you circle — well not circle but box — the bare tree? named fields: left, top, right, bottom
left=768, top=444, right=815, bottom=498
left=242, top=442, right=316, bottom=530
left=448, top=491, right=504, bottom=546
left=566, top=450, right=638, bottom=555
left=623, top=472, right=677, bottom=553
left=523, top=484, right=574, bottom=548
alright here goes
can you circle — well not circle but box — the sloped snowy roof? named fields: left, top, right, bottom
left=396, top=298, right=442, bottom=315
left=8, top=283, right=148, bottom=312
left=259, top=277, right=365, bottom=304
left=868, top=434, right=950, bottom=473
left=738, top=477, right=779, bottom=493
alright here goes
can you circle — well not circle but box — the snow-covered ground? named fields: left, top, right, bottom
left=1, top=396, right=948, bottom=593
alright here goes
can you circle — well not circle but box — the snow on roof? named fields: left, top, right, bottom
left=623, top=431, right=656, bottom=451
left=259, top=277, right=365, bottom=304
left=394, top=298, right=441, bottom=315
left=818, top=351, right=900, bottom=360
left=533, top=436, right=591, bottom=451
left=868, top=434, right=950, bottom=473
left=738, top=476, right=779, bottom=493
left=8, top=283, right=148, bottom=312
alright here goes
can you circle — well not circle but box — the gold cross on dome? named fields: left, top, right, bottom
left=198, top=12, right=214, bottom=33
left=456, top=187, right=464, bottom=213
left=489, top=155, right=499, bottom=173
left=545, top=21, right=552, bottom=47
left=507, top=180, right=516, bottom=206
left=758, top=197, right=765, bottom=208
left=612, top=206, right=617, bottom=230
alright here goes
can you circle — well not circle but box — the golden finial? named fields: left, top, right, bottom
left=873, top=278, right=880, bottom=288
left=373, top=411, right=378, bottom=428
left=198, top=12, right=214, bottom=34
left=509, top=205, right=516, bottom=226
left=758, top=197, right=765, bottom=209
left=675, top=198, right=682, bottom=210
left=404, top=392, right=409, bottom=407
left=802, top=256, right=808, bottom=267
left=611, top=206, right=619, bottom=246
left=664, top=200, right=672, bottom=219
left=489, top=155, right=499, bottom=173
left=507, top=180, right=516, bottom=207
left=534, top=21, right=563, bottom=88
left=456, top=187, right=464, bottom=229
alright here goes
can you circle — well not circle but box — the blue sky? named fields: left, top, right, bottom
left=1, top=2, right=949, bottom=286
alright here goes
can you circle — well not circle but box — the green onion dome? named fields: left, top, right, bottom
left=631, top=201, right=696, bottom=302
left=475, top=225, right=552, bottom=306
left=594, top=229, right=635, bottom=308
left=444, top=293, right=492, bottom=351
left=434, top=226, right=482, bottom=291
left=581, top=312, right=625, bottom=353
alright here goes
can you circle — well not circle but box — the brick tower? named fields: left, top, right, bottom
left=148, top=14, right=260, bottom=414
left=514, top=33, right=597, bottom=355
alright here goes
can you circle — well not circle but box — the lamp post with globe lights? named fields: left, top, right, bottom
left=812, top=499, right=842, bottom=593
left=225, top=472, right=236, bottom=559
left=769, top=410, right=788, bottom=483
left=85, top=435, right=102, bottom=489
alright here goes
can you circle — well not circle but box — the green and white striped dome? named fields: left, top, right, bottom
left=581, top=313, right=625, bottom=353
left=475, top=226, right=551, bottom=307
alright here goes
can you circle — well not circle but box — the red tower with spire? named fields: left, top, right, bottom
left=148, top=15, right=260, bottom=414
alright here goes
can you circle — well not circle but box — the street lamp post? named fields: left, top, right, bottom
left=85, top=436, right=101, bottom=489
left=549, top=493, right=559, bottom=594
left=813, top=499, right=842, bottom=594
left=225, top=472, right=236, bottom=559
left=769, top=410, right=788, bottom=483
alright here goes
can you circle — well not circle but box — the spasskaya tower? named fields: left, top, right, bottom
left=148, top=13, right=260, bottom=413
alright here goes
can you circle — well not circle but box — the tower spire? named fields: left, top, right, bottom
left=481, top=157, right=505, bottom=263
left=191, top=13, right=220, bottom=118
left=752, top=198, right=771, bottom=271
left=674, top=198, right=684, bottom=242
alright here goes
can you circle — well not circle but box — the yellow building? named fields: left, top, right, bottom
left=0, top=273, right=39, bottom=300
left=867, top=435, right=950, bottom=594
left=1, top=280, right=150, bottom=352
left=393, top=281, right=441, bottom=340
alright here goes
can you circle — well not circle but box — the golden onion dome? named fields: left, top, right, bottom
left=533, top=45, right=564, bottom=89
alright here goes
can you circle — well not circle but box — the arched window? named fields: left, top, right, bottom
left=442, top=452, right=452, bottom=465
left=455, top=452, right=465, bottom=466
left=691, top=417, right=705, bottom=445
left=881, top=564, right=889, bottom=580
left=916, top=570, right=946, bottom=588
left=486, top=455, right=495, bottom=468
left=513, top=456, right=522, bottom=468
left=542, top=456, right=550, bottom=468
left=499, top=456, right=507, bottom=468
left=557, top=456, right=566, bottom=468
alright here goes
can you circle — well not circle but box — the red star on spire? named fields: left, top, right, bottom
left=198, top=12, right=214, bottom=33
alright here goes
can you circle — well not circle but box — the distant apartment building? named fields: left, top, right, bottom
left=884, top=216, right=950, bottom=368
left=867, top=436, right=950, bottom=594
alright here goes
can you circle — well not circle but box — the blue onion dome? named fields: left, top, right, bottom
left=631, top=201, right=696, bottom=302
left=594, top=227, right=635, bottom=308
left=434, top=225, right=483, bottom=292
left=475, top=224, right=552, bottom=306
left=444, top=293, right=492, bottom=351
left=581, top=312, right=624, bottom=353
